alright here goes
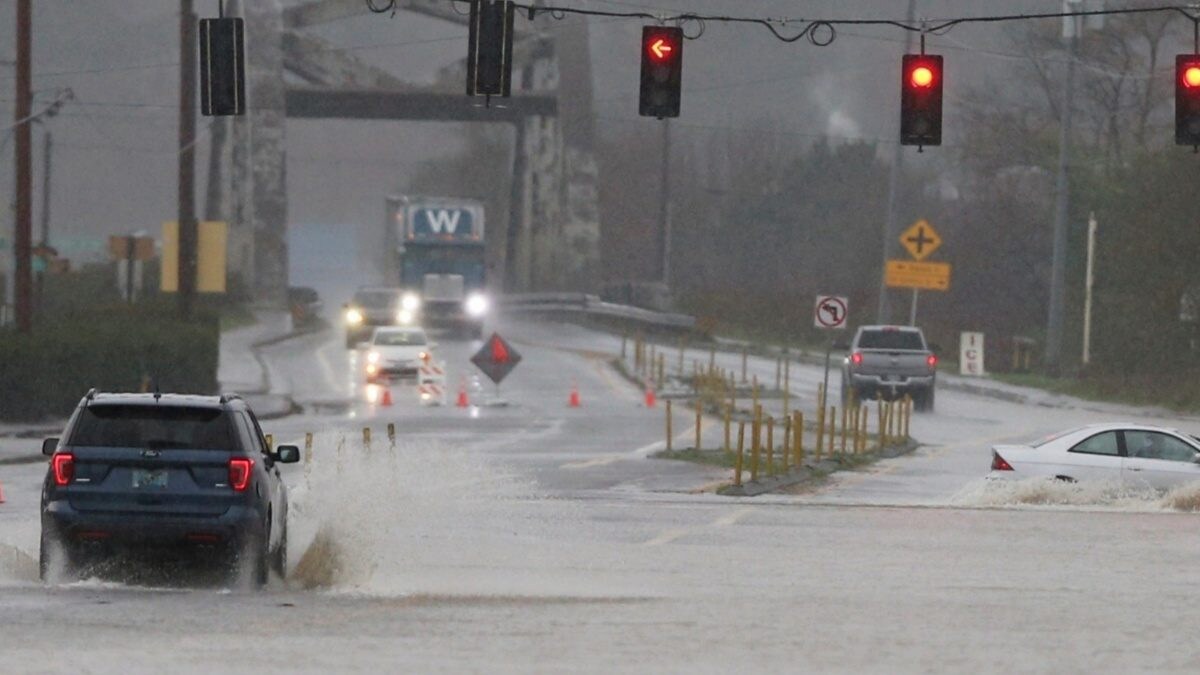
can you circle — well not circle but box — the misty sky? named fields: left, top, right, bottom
left=0, top=0, right=1090, bottom=263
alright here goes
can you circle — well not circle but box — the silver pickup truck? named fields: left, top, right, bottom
left=840, top=325, right=938, bottom=411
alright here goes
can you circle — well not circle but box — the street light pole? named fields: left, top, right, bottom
left=178, top=0, right=198, bottom=318
left=1044, top=29, right=1079, bottom=372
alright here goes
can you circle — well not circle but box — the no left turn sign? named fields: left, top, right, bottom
left=814, top=295, right=849, bottom=330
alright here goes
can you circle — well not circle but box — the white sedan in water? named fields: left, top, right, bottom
left=989, top=423, right=1200, bottom=490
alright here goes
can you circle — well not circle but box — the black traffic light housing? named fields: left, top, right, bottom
left=467, top=0, right=515, bottom=99
left=639, top=26, right=683, bottom=118
left=900, top=54, right=943, bottom=147
left=198, top=17, right=245, bottom=116
left=1176, top=54, right=1200, bottom=149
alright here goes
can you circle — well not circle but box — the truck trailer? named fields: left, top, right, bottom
left=386, top=196, right=489, bottom=339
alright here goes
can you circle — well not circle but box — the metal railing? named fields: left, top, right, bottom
left=499, top=293, right=696, bottom=331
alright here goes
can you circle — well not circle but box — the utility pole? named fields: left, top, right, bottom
left=1044, top=14, right=1080, bottom=371
left=876, top=0, right=917, bottom=324
left=13, top=0, right=32, bottom=334
left=658, top=119, right=672, bottom=285
left=178, top=0, right=198, bottom=318
left=36, top=129, right=51, bottom=309
left=1081, top=212, right=1097, bottom=367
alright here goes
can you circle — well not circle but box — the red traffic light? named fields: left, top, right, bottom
left=910, top=65, right=935, bottom=88
left=647, top=36, right=677, bottom=62
left=1184, top=65, right=1200, bottom=89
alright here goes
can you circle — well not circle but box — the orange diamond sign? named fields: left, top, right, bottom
left=899, top=219, right=942, bottom=261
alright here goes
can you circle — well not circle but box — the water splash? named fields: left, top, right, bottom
left=952, top=477, right=1200, bottom=512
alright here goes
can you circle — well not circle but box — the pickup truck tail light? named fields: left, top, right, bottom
left=850, top=352, right=863, bottom=366
left=927, top=354, right=938, bottom=369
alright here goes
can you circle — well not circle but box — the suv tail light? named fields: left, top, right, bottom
left=228, top=458, right=254, bottom=492
left=927, top=354, right=938, bottom=369
left=850, top=351, right=863, bottom=366
left=991, top=451, right=1014, bottom=471
left=52, top=452, right=75, bottom=486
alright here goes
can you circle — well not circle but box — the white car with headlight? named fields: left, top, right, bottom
left=364, top=326, right=434, bottom=383
left=989, top=422, right=1200, bottom=490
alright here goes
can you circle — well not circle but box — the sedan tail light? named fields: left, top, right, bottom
left=52, top=452, right=75, bottom=486
left=228, top=458, right=254, bottom=492
left=991, top=451, right=1014, bottom=471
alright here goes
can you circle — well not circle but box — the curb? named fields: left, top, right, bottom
left=717, top=439, right=921, bottom=497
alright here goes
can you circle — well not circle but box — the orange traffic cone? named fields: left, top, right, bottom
left=381, top=387, right=393, bottom=407
left=456, top=378, right=470, bottom=408
left=568, top=382, right=581, bottom=408
left=644, top=388, right=657, bottom=408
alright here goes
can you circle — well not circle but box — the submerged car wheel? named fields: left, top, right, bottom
left=38, top=529, right=74, bottom=583
left=272, top=524, right=288, bottom=580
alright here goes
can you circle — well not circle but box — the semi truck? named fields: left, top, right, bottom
left=386, top=196, right=489, bottom=339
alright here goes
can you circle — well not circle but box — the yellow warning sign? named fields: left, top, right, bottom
left=885, top=259, right=951, bottom=291
left=899, top=219, right=942, bottom=261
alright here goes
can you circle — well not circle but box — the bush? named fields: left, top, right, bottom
left=0, top=305, right=219, bottom=423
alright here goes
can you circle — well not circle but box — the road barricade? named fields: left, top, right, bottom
left=418, top=361, right=447, bottom=406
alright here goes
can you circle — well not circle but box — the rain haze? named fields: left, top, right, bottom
left=3, top=0, right=1200, bottom=672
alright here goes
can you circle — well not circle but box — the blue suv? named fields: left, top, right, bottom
left=39, top=391, right=298, bottom=587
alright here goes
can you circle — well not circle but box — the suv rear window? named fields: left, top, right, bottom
left=68, top=405, right=236, bottom=451
left=858, top=330, right=925, bottom=350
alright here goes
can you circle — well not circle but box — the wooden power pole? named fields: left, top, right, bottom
left=13, top=0, right=32, bottom=333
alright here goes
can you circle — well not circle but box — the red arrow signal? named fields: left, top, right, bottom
left=650, top=38, right=673, bottom=60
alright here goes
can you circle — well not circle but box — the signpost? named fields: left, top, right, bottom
left=960, top=332, right=985, bottom=376
left=887, top=219, right=949, bottom=324
left=470, top=332, right=522, bottom=405
left=814, top=294, right=849, bottom=406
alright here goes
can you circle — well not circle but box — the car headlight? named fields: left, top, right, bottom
left=367, top=351, right=381, bottom=364
left=345, top=308, right=364, bottom=325
left=396, top=309, right=415, bottom=325
left=402, top=293, right=421, bottom=311
left=465, top=293, right=488, bottom=317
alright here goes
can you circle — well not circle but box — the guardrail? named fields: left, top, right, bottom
left=499, top=293, right=697, bottom=332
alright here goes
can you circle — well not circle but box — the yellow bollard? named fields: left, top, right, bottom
left=387, top=423, right=396, bottom=445
left=265, top=434, right=274, bottom=452
left=766, top=416, right=775, bottom=476
left=304, top=432, right=314, bottom=465
left=752, top=375, right=759, bottom=411
left=877, top=403, right=887, bottom=451
left=840, top=405, right=849, bottom=457
left=815, top=403, right=825, bottom=461
left=750, top=405, right=762, bottom=482
left=794, top=411, right=805, bottom=467
left=741, top=347, right=748, bottom=382
left=781, top=415, right=791, bottom=473
left=678, top=337, right=686, bottom=375
left=362, top=427, right=371, bottom=453
left=817, top=383, right=826, bottom=414
left=729, top=374, right=737, bottom=411
left=831, top=405, right=839, bottom=457
left=734, top=421, right=746, bottom=487
left=695, top=405, right=703, bottom=451
left=904, top=395, right=913, bottom=439
left=665, top=399, right=673, bottom=452
left=724, top=408, right=732, bottom=455
left=857, top=407, right=867, bottom=454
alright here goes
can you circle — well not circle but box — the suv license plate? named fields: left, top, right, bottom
left=132, top=469, right=168, bottom=489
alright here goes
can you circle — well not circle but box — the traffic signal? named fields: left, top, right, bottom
left=467, top=0, right=515, bottom=99
left=900, top=54, right=943, bottom=147
left=1176, top=54, right=1200, bottom=148
left=198, top=17, right=245, bottom=116
left=639, top=26, right=683, bottom=118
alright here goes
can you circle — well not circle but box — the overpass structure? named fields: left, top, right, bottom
left=208, top=0, right=601, bottom=304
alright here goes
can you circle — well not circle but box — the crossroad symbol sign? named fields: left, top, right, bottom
left=471, top=333, right=523, bottom=385
left=900, top=219, right=942, bottom=261
left=814, top=295, right=849, bottom=330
